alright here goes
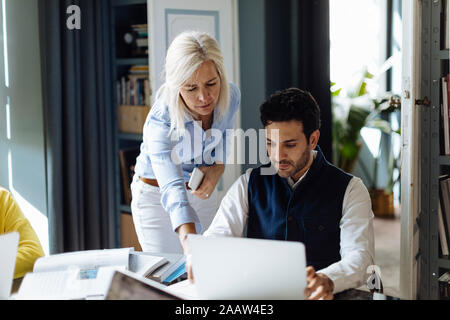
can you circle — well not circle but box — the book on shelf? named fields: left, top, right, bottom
left=117, top=65, right=151, bottom=107
left=443, top=0, right=449, bottom=50
left=131, top=24, right=148, bottom=49
left=129, top=65, right=149, bottom=74
left=136, top=38, right=148, bottom=48
left=119, top=147, right=140, bottom=205
left=448, top=0, right=450, bottom=49
left=128, top=24, right=148, bottom=56
left=442, top=75, right=450, bottom=155
left=438, top=199, right=449, bottom=256
left=439, top=175, right=450, bottom=256
left=439, top=271, right=450, bottom=300
left=131, top=24, right=147, bottom=34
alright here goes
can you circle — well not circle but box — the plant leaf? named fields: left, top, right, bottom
left=365, top=119, right=393, bottom=134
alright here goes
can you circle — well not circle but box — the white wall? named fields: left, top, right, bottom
left=0, top=0, right=48, bottom=254
left=400, top=0, right=421, bottom=300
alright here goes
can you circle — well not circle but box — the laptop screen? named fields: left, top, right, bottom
left=188, top=235, right=306, bottom=300
left=0, top=232, right=19, bottom=300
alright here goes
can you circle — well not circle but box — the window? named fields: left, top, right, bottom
left=330, top=0, right=402, bottom=206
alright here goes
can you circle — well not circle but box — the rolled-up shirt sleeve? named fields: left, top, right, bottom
left=143, top=110, right=201, bottom=233
left=317, top=177, right=375, bottom=294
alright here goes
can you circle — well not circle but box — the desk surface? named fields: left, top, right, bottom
left=12, top=273, right=399, bottom=301
left=167, top=279, right=399, bottom=300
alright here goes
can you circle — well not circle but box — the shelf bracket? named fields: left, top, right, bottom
left=415, top=96, right=431, bottom=106
left=415, top=250, right=421, bottom=261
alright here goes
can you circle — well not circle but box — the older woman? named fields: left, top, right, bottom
left=131, top=31, right=240, bottom=254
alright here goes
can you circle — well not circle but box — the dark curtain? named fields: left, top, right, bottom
left=39, top=0, right=116, bottom=253
left=265, top=0, right=332, bottom=162
left=296, top=0, right=332, bottom=161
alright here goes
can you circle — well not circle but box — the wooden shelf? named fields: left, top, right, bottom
left=112, top=0, right=148, bottom=250
left=120, top=204, right=132, bottom=213
left=116, top=58, right=148, bottom=66
left=439, top=257, right=450, bottom=269
left=113, top=0, right=146, bottom=7
left=118, top=132, right=143, bottom=141
left=439, top=155, right=450, bottom=166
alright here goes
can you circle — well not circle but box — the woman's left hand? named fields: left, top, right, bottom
left=190, top=163, right=225, bottom=200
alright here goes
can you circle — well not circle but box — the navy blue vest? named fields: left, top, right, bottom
left=247, top=145, right=352, bottom=270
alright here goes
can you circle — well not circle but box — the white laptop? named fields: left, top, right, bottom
left=0, top=232, right=19, bottom=300
left=187, top=235, right=306, bottom=300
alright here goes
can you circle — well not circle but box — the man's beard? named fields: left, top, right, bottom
left=276, top=146, right=311, bottom=179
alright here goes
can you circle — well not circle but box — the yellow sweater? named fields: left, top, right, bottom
left=0, top=188, right=44, bottom=279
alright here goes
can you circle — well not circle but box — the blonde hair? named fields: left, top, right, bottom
left=156, top=31, right=229, bottom=136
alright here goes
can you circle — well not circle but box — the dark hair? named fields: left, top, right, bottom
left=260, top=88, right=321, bottom=140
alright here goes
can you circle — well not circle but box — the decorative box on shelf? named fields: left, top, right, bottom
left=117, top=105, right=150, bottom=134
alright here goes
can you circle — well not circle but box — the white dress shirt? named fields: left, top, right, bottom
left=204, top=167, right=375, bottom=294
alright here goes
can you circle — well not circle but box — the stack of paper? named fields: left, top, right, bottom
left=16, top=248, right=133, bottom=300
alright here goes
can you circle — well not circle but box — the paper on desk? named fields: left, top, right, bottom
left=166, top=279, right=198, bottom=300
left=33, top=247, right=132, bottom=272
left=16, top=248, right=132, bottom=300
left=16, top=266, right=125, bottom=300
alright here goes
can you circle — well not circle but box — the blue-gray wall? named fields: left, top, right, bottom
left=238, top=0, right=332, bottom=173
left=0, top=0, right=47, bottom=250
left=238, top=0, right=266, bottom=173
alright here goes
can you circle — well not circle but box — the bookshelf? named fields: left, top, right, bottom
left=110, top=0, right=149, bottom=249
left=419, top=0, right=450, bottom=299
left=116, top=58, right=148, bottom=66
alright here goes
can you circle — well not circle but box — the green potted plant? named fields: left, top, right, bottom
left=361, top=95, right=401, bottom=218
left=331, top=70, right=375, bottom=173
left=331, top=69, right=401, bottom=218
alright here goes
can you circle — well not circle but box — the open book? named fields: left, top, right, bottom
left=129, top=251, right=168, bottom=278
left=15, top=248, right=167, bottom=300
left=144, top=252, right=185, bottom=284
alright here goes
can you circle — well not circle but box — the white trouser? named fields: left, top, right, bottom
left=130, top=175, right=218, bottom=253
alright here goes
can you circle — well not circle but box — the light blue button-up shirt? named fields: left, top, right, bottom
left=134, top=82, right=241, bottom=232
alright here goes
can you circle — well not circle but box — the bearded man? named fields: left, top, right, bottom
left=188, top=88, right=375, bottom=300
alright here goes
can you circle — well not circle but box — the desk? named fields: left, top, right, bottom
left=13, top=273, right=399, bottom=300
left=166, top=279, right=400, bottom=300
left=11, top=263, right=399, bottom=301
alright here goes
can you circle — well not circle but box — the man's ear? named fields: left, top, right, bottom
left=309, top=130, right=320, bottom=149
